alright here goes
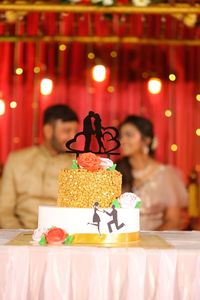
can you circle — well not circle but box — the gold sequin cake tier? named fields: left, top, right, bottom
left=57, top=169, right=122, bottom=208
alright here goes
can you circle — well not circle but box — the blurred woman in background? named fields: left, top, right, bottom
left=117, top=115, right=188, bottom=231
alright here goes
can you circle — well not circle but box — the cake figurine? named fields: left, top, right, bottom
left=34, top=112, right=141, bottom=245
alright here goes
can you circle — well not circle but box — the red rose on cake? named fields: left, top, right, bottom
left=45, top=228, right=67, bottom=245
left=77, top=153, right=101, bottom=171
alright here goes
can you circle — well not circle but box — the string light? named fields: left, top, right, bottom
left=165, top=109, right=172, bottom=117
left=0, top=99, right=5, bottom=115
left=13, top=137, right=20, bottom=144
left=169, top=73, right=176, bottom=81
left=88, top=52, right=95, bottom=60
left=88, top=87, right=95, bottom=94
left=32, top=102, right=38, bottom=109
left=40, top=78, right=53, bottom=95
left=92, top=65, right=106, bottom=82
left=142, top=72, right=148, bottom=79
left=171, top=144, right=178, bottom=152
left=196, top=128, right=200, bottom=136
left=107, top=86, right=115, bottom=93
left=195, top=164, right=200, bottom=172
left=147, top=77, right=162, bottom=94
left=196, top=94, right=200, bottom=102
left=34, top=67, right=40, bottom=74
left=59, top=44, right=67, bottom=51
left=110, top=51, right=117, bottom=58
left=10, top=101, right=17, bottom=109
left=15, top=68, right=23, bottom=75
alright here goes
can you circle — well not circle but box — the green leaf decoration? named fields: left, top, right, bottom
left=135, top=201, right=141, bottom=209
left=39, top=235, right=47, bottom=246
left=71, top=160, right=78, bottom=169
left=112, top=199, right=121, bottom=208
left=64, top=235, right=74, bottom=245
left=107, top=164, right=116, bottom=171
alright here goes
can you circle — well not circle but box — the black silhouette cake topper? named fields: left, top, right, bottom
left=66, top=111, right=120, bottom=156
left=87, top=202, right=102, bottom=236
left=104, top=205, right=125, bottom=233
left=87, top=202, right=125, bottom=236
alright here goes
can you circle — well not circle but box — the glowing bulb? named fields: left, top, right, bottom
left=196, top=128, right=200, bottom=136
left=88, top=87, right=95, bottom=94
left=13, top=137, right=20, bottom=144
left=10, top=101, right=17, bottom=109
left=148, top=77, right=162, bottom=94
left=165, top=109, right=172, bottom=117
left=169, top=74, right=176, bottom=81
left=92, top=65, right=106, bottom=82
left=16, top=68, right=23, bottom=75
left=0, top=100, right=5, bottom=115
left=32, top=102, right=38, bottom=109
left=40, top=78, right=53, bottom=95
left=142, top=72, right=148, bottom=79
left=171, top=144, right=178, bottom=152
left=196, top=164, right=200, bottom=172
left=59, top=44, right=67, bottom=51
left=34, top=67, right=40, bottom=74
left=110, top=51, right=117, bottom=58
left=88, top=52, right=95, bottom=59
left=196, top=94, right=200, bottom=102
left=107, top=86, right=115, bottom=93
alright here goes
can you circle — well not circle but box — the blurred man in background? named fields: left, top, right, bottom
left=0, top=104, right=78, bottom=229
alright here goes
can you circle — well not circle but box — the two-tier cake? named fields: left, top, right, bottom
left=33, top=112, right=141, bottom=245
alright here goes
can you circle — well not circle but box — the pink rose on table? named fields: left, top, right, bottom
left=99, top=158, right=113, bottom=169
left=45, top=228, right=67, bottom=245
left=119, top=192, right=141, bottom=208
left=32, top=228, right=48, bottom=242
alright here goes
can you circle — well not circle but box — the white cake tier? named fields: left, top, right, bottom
left=38, top=206, right=140, bottom=235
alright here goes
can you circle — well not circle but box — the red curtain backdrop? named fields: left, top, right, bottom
left=0, top=13, right=200, bottom=182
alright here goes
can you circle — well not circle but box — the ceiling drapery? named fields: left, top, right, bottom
left=0, top=1, right=199, bottom=45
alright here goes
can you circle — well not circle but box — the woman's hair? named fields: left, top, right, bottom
left=117, top=115, right=155, bottom=192
left=119, top=115, right=155, bottom=156
left=116, top=157, right=133, bottom=192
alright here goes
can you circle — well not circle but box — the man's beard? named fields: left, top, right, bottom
left=50, top=134, right=66, bottom=154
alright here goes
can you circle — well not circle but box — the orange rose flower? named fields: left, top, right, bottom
left=77, top=153, right=101, bottom=172
left=45, top=228, right=67, bottom=245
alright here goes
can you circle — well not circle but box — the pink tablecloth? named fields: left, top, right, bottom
left=0, top=230, right=200, bottom=300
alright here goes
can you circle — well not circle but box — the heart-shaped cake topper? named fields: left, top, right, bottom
left=66, top=111, right=120, bottom=157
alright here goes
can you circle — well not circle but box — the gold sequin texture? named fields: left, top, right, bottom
left=57, top=169, right=122, bottom=208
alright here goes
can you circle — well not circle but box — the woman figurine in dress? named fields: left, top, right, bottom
left=117, top=115, right=188, bottom=231
left=88, top=202, right=102, bottom=235
left=94, top=113, right=106, bottom=153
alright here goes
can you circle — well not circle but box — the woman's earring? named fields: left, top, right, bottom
left=143, top=145, right=149, bottom=155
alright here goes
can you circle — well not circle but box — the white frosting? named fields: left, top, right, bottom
left=99, top=158, right=113, bottom=169
left=38, top=206, right=140, bottom=234
left=118, top=192, right=141, bottom=208
left=32, top=227, right=48, bottom=242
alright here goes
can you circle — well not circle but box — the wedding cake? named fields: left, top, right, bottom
left=33, top=112, right=141, bottom=246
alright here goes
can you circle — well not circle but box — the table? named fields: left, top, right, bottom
left=0, top=230, right=200, bottom=300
